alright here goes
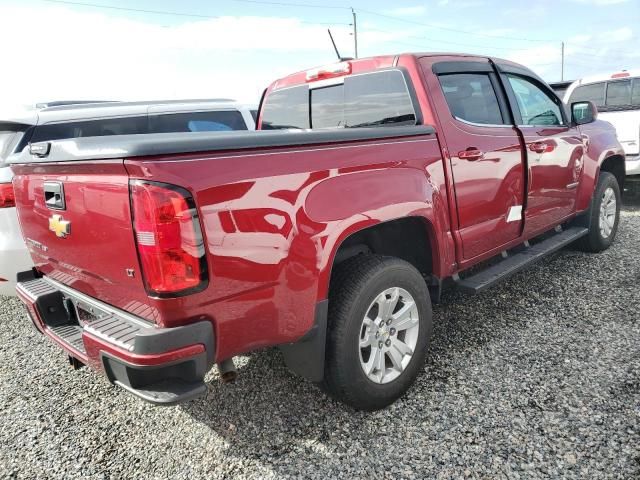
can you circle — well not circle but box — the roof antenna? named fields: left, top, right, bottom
left=328, top=29, right=353, bottom=62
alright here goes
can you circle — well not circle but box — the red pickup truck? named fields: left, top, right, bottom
left=11, top=53, right=625, bottom=410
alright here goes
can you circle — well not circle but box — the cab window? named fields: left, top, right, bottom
left=438, top=73, right=504, bottom=125
left=507, top=75, right=563, bottom=126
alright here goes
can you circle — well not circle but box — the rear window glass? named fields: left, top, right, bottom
left=311, top=85, right=344, bottom=128
left=149, top=111, right=247, bottom=133
left=31, top=116, right=147, bottom=143
left=261, top=70, right=416, bottom=130
left=633, top=79, right=640, bottom=105
left=261, top=86, right=310, bottom=130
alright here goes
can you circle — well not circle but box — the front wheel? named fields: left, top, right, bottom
left=320, top=255, right=432, bottom=411
left=576, top=171, right=621, bottom=252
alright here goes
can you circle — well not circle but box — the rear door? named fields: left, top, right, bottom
left=424, top=59, right=525, bottom=261
left=500, top=68, right=583, bottom=235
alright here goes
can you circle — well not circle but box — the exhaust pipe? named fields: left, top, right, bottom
left=217, top=358, right=237, bottom=383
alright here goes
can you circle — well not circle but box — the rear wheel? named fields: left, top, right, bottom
left=576, top=172, right=621, bottom=252
left=320, top=255, right=432, bottom=411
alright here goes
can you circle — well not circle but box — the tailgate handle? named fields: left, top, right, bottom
left=43, top=181, right=66, bottom=210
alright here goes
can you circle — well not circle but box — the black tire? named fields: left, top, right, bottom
left=576, top=171, right=621, bottom=252
left=319, top=255, right=432, bottom=411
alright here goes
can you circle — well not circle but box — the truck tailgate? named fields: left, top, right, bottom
left=11, top=161, right=148, bottom=314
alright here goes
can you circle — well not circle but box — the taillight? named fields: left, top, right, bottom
left=0, top=183, right=15, bottom=208
left=130, top=180, right=208, bottom=296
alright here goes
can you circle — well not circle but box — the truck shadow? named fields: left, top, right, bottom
left=178, top=285, right=545, bottom=468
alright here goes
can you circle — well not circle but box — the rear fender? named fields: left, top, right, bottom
left=307, top=166, right=444, bottom=302
left=281, top=166, right=444, bottom=381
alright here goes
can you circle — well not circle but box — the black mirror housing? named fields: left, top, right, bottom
left=571, top=101, right=598, bottom=125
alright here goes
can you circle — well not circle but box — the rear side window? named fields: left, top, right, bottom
left=149, top=111, right=247, bottom=133
left=507, top=75, right=563, bottom=126
left=606, top=80, right=632, bottom=107
left=568, top=82, right=606, bottom=107
left=31, top=116, right=147, bottom=143
left=261, top=70, right=416, bottom=130
left=633, top=79, right=640, bottom=105
left=438, top=73, right=504, bottom=125
left=569, top=78, right=640, bottom=110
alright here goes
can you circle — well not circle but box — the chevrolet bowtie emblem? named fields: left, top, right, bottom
left=49, top=214, right=70, bottom=238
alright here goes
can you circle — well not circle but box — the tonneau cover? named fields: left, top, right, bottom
left=9, top=125, right=436, bottom=164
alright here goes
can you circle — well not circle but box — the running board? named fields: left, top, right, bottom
left=456, top=227, right=588, bottom=295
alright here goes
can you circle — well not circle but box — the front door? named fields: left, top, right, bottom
left=502, top=73, right=583, bottom=236
left=425, top=59, right=526, bottom=261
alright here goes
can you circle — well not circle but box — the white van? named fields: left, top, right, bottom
left=564, top=69, right=640, bottom=176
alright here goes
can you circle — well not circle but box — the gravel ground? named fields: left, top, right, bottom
left=1, top=186, right=639, bottom=479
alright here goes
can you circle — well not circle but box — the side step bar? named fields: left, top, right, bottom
left=456, top=226, right=588, bottom=295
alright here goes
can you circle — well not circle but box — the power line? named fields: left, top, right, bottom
left=230, top=0, right=348, bottom=9
left=364, top=26, right=521, bottom=52
left=46, top=0, right=622, bottom=56
left=41, top=0, right=221, bottom=19
left=39, top=0, right=350, bottom=25
left=358, top=8, right=553, bottom=43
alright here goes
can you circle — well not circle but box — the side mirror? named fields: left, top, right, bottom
left=571, top=101, right=598, bottom=125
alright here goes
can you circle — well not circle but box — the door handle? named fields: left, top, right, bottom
left=529, top=141, right=554, bottom=154
left=458, top=148, right=484, bottom=161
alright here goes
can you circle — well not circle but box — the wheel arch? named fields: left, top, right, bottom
left=599, top=154, right=625, bottom=192
left=321, top=215, right=440, bottom=301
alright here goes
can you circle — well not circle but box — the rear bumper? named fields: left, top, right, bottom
left=16, top=271, right=215, bottom=405
left=626, top=155, right=640, bottom=176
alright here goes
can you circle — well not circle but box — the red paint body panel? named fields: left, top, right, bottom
left=11, top=53, right=624, bottom=367
left=122, top=134, right=447, bottom=360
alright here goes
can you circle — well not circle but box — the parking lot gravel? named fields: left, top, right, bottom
left=1, top=186, right=639, bottom=480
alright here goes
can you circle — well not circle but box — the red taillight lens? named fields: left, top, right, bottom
left=130, top=180, right=207, bottom=296
left=0, top=183, right=15, bottom=208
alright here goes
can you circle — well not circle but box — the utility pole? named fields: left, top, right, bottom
left=351, top=7, right=358, bottom=58
left=561, top=41, right=565, bottom=81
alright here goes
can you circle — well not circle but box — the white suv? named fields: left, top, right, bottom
left=564, top=69, right=640, bottom=177
left=0, top=99, right=256, bottom=296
